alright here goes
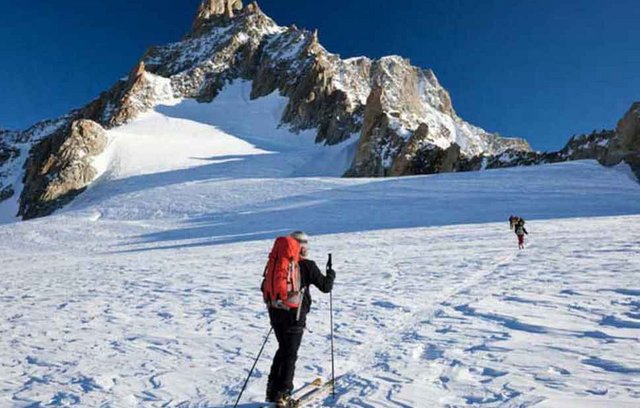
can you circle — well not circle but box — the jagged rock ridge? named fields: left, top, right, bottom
left=463, top=104, right=640, bottom=180
left=0, top=0, right=637, bottom=221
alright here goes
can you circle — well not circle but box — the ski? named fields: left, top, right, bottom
left=260, top=378, right=322, bottom=408
left=290, top=377, right=338, bottom=407
left=291, top=377, right=323, bottom=399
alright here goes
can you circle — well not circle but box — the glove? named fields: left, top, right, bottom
left=327, top=268, right=336, bottom=280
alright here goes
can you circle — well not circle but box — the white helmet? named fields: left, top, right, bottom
left=290, top=231, right=309, bottom=245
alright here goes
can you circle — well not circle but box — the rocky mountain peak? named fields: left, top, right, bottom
left=192, top=0, right=245, bottom=35
left=6, top=0, right=635, bottom=222
left=245, top=1, right=262, bottom=14
left=196, top=0, right=244, bottom=21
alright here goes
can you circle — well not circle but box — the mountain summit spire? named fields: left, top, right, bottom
left=193, top=0, right=244, bottom=32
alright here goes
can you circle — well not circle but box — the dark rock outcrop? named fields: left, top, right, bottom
left=376, top=123, right=626, bottom=177
left=411, top=142, right=462, bottom=175
left=389, top=123, right=430, bottom=176
left=601, top=102, right=640, bottom=178
left=0, top=140, right=19, bottom=168
left=0, top=186, right=13, bottom=202
left=472, top=104, right=640, bottom=179
left=560, top=130, right=614, bottom=161
left=609, top=102, right=640, bottom=155
left=457, top=129, right=616, bottom=172
left=346, top=87, right=401, bottom=177
left=19, top=120, right=107, bottom=219
left=390, top=124, right=466, bottom=176
left=0, top=131, right=20, bottom=205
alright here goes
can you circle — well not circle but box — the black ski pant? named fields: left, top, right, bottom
left=268, top=308, right=305, bottom=396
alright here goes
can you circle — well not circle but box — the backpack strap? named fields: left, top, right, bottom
left=296, top=287, right=306, bottom=321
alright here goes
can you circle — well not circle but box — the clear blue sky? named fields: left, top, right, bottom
left=1, top=0, right=638, bottom=150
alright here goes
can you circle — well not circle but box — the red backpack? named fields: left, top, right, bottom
left=262, top=236, right=303, bottom=310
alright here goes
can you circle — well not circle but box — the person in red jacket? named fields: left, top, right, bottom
left=514, top=219, right=528, bottom=249
left=266, top=231, right=335, bottom=406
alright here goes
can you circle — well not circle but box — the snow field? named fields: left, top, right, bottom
left=0, top=80, right=639, bottom=407
left=0, top=216, right=639, bottom=407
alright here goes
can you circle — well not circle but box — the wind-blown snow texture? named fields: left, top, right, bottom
left=1, top=81, right=639, bottom=407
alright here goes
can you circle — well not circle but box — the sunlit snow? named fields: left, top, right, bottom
left=1, top=81, right=639, bottom=407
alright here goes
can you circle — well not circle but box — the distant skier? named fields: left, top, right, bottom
left=262, top=231, right=335, bottom=407
left=509, top=215, right=520, bottom=230
left=514, top=219, right=528, bottom=249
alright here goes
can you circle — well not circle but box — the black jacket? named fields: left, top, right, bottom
left=299, top=259, right=334, bottom=316
left=269, top=259, right=335, bottom=327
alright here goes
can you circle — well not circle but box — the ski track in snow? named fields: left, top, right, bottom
left=1, top=82, right=639, bottom=407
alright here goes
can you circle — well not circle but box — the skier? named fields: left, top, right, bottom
left=265, top=231, right=336, bottom=407
left=509, top=215, right=520, bottom=230
left=514, top=219, right=528, bottom=249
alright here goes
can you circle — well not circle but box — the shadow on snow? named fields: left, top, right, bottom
left=104, top=161, right=640, bottom=253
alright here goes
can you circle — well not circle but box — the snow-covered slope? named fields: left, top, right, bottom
left=91, top=80, right=356, bottom=184
left=1, top=144, right=639, bottom=407
left=51, top=79, right=638, bottom=228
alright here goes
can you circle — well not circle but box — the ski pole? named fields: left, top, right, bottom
left=233, top=327, right=273, bottom=408
left=330, top=291, right=336, bottom=399
left=327, top=253, right=336, bottom=399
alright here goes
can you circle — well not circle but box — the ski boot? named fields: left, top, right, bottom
left=274, top=391, right=293, bottom=408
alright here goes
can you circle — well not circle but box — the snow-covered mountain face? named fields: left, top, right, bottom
left=0, top=0, right=637, bottom=221
left=143, top=0, right=532, bottom=169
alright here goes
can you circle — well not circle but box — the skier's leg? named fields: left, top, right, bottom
left=267, top=351, right=282, bottom=399
left=268, top=325, right=287, bottom=400
left=279, top=325, right=304, bottom=396
left=268, top=309, right=290, bottom=401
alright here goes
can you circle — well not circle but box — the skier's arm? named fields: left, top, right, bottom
left=524, top=227, right=528, bottom=235
left=305, top=260, right=335, bottom=293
